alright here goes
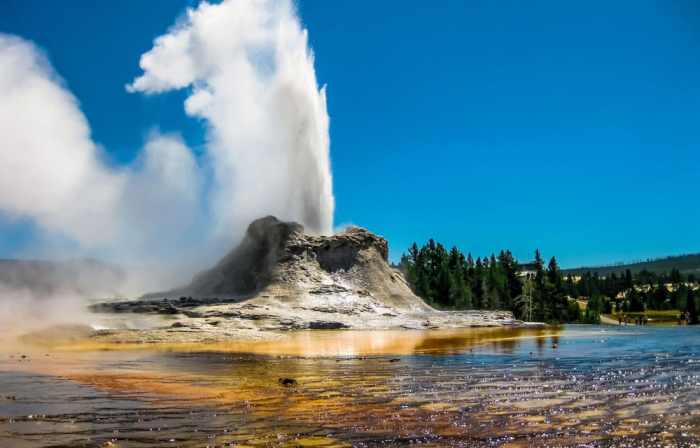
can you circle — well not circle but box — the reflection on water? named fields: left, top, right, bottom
left=58, top=326, right=563, bottom=357
left=1, top=325, right=700, bottom=447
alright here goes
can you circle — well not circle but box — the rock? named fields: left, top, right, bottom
left=140, top=216, right=429, bottom=311
left=308, top=321, right=349, bottom=330
left=278, top=377, right=297, bottom=387
left=95, top=216, right=431, bottom=317
left=87, top=216, right=532, bottom=343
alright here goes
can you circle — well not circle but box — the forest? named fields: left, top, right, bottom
left=398, top=240, right=699, bottom=324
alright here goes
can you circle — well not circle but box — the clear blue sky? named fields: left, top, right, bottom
left=1, top=0, right=698, bottom=267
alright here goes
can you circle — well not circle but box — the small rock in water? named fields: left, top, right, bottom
left=308, top=321, right=349, bottom=330
left=278, top=377, right=297, bottom=387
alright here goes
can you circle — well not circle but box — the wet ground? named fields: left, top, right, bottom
left=1, top=325, right=700, bottom=447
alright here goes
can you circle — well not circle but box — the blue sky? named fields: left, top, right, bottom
left=1, top=0, right=698, bottom=267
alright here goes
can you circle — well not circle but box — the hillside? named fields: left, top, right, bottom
left=563, top=253, right=700, bottom=277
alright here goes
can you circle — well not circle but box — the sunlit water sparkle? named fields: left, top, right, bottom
left=1, top=325, right=699, bottom=447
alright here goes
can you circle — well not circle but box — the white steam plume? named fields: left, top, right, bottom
left=128, top=0, right=334, bottom=237
left=0, top=34, right=203, bottom=268
left=0, top=0, right=334, bottom=295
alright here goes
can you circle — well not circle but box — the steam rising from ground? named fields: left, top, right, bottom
left=0, top=0, right=333, bottom=306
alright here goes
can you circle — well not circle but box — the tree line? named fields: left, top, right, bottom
left=398, top=240, right=699, bottom=324
left=562, top=269, right=698, bottom=323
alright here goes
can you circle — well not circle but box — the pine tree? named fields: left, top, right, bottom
left=545, top=256, right=568, bottom=321
left=547, top=257, right=561, bottom=288
left=498, top=250, right=519, bottom=311
left=651, top=281, right=668, bottom=310
left=627, top=288, right=645, bottom=312
left=687, top=289, right=698, bottom=325
left=436, top=260, right=452, bottom=306
left=624, top=269, right=633, bottom=289
left=670, top=268, right=682, bottom=285
left=472, top=257, right=485, bottom=309
left=582, top=295, right=602, bottom=324
left=528, top=249, right=546, bottom=320
left=565, top=275, right=576, bottom=298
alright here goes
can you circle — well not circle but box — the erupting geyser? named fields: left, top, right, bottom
left=0, top=0, right=334, bottom=289
left=128, top=0, right=335, bottom=237
left=0, top=0, right=336, bottom=332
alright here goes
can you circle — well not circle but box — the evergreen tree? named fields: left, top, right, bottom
left=466, top=253, right=474, bottom=267
left=498, top=250, right=520, bottom=310
left=565, top=275, right=577, bottom=298
left=582, top=295, right=602, bottom=324
left=627, top=288, right=645, bottom=312
left=624, top=269, right=633, bottom=289
left=545, top=256, right=568, bottom=321
left=435, top=260, right=452, bottom=306
left=670, top=268, right=682, bottom=285
left=651, top=282, right=668, bottom=310
left=448, top=269, right=467, bottom=308
left=567, top=299, right=582, bottom=322
left=532, top=249, right=547, bottom=320
left=547, top=256, right=562, bottom=288
left=400, top=239, right=694, bottom=324
left=472, top=257, right=485, bottom=309
left=687, top=289, right=698, bottom=325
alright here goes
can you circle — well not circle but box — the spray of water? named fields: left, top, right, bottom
left=0, top=0, right=334, bottom=328
left=128, top=0, right=334, bottom=238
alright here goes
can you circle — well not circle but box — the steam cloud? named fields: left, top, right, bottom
left=128, top=0, right=334, bottom=238
left=0, top=0, right=334, bottom=294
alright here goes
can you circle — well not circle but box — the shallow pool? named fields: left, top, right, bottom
left=1, top=325, right=699, bottom=447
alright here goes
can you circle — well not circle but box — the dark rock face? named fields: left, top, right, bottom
left=307, top=321, right=350, bottom=330
left=185, top=216, right=303, bottom=296
left=278, top=377, right=297, bottom=387
left=144, top=216, right=303, bottom=299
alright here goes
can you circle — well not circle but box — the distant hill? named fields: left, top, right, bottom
left=563, top=253, right=700, bottom=277
left=0, top=258, right=124, bottom=297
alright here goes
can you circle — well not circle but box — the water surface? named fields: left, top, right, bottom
left=1, top=325, right=699, bottom=447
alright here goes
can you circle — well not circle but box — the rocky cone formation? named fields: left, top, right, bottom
left=138, top=215, right=431, bottom=312
left=91, top=217, right=524, bottom=342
